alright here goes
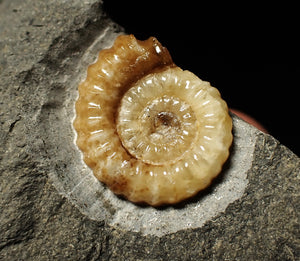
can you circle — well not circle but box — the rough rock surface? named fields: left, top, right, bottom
left=0, top=0, right=299, bottom=260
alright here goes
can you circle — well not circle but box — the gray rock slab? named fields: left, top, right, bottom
left=0, top=0, right=299, bottom=260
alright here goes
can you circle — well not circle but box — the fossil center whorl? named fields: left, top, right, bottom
left=117, top=87, right=197, bottom=165
left=150, top=110, right=181, bottom=144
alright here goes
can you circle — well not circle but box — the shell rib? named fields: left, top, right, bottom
left=74, top=35, right=233, bottom=206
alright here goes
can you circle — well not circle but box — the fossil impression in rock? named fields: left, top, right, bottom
left=74, top=35, right=233, bottom=206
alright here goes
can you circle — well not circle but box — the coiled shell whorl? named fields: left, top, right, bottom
left=73, top=35, right=233, bottom=206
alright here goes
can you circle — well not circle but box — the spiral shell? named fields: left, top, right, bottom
left=74, top=35, right=232, bottom=206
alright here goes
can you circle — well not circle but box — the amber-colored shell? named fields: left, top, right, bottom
left=73, top=35, right=232, bottom=206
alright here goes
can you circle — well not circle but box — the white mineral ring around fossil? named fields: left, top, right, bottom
left=44, top=32, right=259, bottom=236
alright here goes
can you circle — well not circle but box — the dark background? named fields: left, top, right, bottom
left=104, top=1, right=299, bottom=156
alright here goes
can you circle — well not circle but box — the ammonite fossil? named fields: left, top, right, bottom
left=74, top=35, right=233, bottom=206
